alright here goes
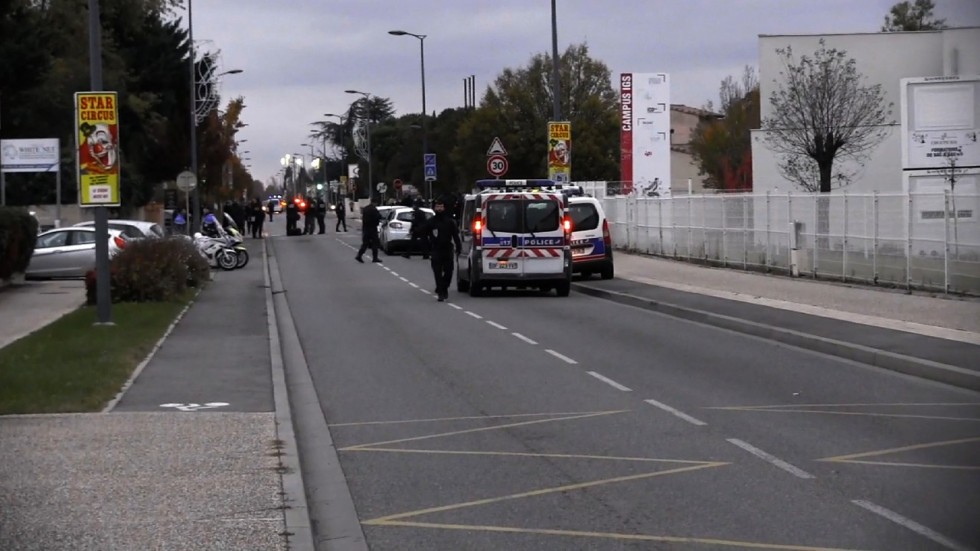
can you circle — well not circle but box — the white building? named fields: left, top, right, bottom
left=751, top=26, right=980, bottom=194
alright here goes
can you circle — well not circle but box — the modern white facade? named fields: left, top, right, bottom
left=751, top=27, right=980, bottom=194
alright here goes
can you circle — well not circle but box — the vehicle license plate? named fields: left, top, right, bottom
left=489, top=261, right=517, bottom=270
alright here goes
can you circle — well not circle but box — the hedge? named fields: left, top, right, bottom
left=0, top=207, right=39, bottom=282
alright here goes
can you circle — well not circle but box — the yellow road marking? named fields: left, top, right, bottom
left=365, top=520, right=869, bottom=551
left=708, top=408, right=979, bottom=422
left=820, top=436, right=980, bottom=464
left=343, top=447, right=716, bottom=465
left=823, top=460, right=980, bottom=471
left=328, top=410, right=616, bottom=427
left=364, top=462, right=726, bottom=524
left=340, top=409, right=628, bottom=451
left=709, top=402, right=980, bottom=410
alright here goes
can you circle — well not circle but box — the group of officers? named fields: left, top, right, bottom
left=357, top=196, right=460, bottom=302
left=284, top=196, right=347, bottom=236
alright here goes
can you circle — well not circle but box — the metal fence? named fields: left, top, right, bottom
left=591, top=189, right=980, bottom=295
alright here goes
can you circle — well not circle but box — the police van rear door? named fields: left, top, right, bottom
left=480, top=192, right=565, bottom=279
left=518, top=193, right=565, bottom=278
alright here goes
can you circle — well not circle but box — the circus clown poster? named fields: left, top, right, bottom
left=75, top=91, right=120, bottom=207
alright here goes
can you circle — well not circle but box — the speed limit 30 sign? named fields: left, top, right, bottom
left=487, top=154, right=508, bottom=177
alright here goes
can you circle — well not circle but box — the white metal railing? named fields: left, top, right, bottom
left=591, top=189, right=979, bottom=295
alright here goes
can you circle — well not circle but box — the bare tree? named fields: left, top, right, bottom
left=763, top=39, right=893, bottom=193
left=882, top=0, right=947, bottom=32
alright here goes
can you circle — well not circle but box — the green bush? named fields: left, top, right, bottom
left=0, top=207, right=39, bottom=282
left=85, top=237, right=210, bottom=303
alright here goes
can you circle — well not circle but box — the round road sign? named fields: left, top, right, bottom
left=393, top=178, right=403, bottom=190
left=487, top=155, right=508, bottom=177
left=376, top=182, right=387, bottom=193
left=176, top=170, right=197, bottom=192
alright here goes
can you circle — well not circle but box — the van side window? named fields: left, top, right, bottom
left=461, top=200, right=475, bottom=232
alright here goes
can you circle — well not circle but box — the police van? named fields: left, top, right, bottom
left=456, top=179, right=574, bottom=297
left=567, top=194, right=614, bottom=279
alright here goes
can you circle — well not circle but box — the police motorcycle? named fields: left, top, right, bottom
left=221, top=212, right=250, bottom=268
left=194, top=213, right=239, bottom=271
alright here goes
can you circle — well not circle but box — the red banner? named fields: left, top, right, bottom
left=620, top=73, right=633, bottom=194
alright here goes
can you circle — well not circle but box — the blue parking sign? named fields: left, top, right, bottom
left=424, top=153, right=436, bottom=181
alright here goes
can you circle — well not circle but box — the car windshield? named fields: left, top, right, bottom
left=485, top=199, right=559, bottom=233
left=396, top=211, right=433, bottom=222
left=569, top=203, right=600, bottom=231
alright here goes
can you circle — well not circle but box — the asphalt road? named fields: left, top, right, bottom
left=272, top=227, right=979, bottom=551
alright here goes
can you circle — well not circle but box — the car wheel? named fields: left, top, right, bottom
left=555, top=279, right=571, bottom=297
left=468, top=265, right=482, bottom=297
left=600, top=262, right=614, bottom=280
left=457, top=269, right=470, bottom=292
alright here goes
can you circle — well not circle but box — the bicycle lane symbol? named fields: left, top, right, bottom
left=159, top=402, right=230, bottom=412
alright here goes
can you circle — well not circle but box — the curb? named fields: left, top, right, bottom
left=265, top=239, right=368, bottom=551
left=573, top=282, right=980, bottom=392
left=263, top=240, right=316, bottom=550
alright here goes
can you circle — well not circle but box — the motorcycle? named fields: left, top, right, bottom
left=193, top=232, right=238, bottom=271
left=221, top=213, right=249, bottom=268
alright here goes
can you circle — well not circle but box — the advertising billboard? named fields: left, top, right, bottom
left=547, top=121, right=571, bottom=182
left=620, top=73, right=670, bottom=197
left=74, top=91, right=120, bottom=207
left=0, top=138, right=59, bottom=173
left=901, top=75, right=980, bottom=171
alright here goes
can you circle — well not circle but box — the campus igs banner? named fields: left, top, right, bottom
left=620, top=73, right=670, bottom=197
left=74, top=91, right=121, bottom=207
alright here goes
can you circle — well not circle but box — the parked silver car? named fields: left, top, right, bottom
left=74, top=219, right=164, bottom=239
left=26, top=227, right=128, bottom=279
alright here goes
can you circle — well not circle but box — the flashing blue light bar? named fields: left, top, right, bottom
left=476, top=179, right=557, bottom=189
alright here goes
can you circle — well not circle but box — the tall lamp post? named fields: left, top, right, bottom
left=345, top=90, right=373, bottom=203
left=388, top=29, right=429, bottom=201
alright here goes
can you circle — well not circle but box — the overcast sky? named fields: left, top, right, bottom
left=187, top=0, right=980, bottom=186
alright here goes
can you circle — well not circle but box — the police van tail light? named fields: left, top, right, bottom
left=472, top=215, right=483, bottom=247
left=562, top=216, right=573, bottom=233
left=602, top=219, right=611, bottom=247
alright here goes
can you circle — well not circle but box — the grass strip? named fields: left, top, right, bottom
left=0, top=292, right=194, bottom=415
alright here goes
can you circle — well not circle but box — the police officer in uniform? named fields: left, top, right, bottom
left=417, top=196, right=461, bottom=302
left=316, top=196, right=328, bottom=234
left=285, top=197, right=300, bottom=235
left=355, top=199, right=382, bottom=263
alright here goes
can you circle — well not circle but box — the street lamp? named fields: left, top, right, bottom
left=345, top=90, right=374, bottom=203
left=388, top=29, right=429, bottom=201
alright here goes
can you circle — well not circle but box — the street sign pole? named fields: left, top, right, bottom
left=88, top=0, right=111, bottom=325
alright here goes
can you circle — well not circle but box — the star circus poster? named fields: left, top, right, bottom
left=75, top=91, right=121, bottom=207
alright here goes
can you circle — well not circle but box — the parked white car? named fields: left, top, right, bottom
left=381, top=207, right=434, bottom=255
left=74, top=219, right=164, bottom=239
left=26, top=227, right=129, bottom=279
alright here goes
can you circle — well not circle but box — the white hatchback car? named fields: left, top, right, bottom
left=26, top=227, right=129, bottom=278
left=380, top=207, right=434, bottom=255
left=75, top=219, right=165, bottom=239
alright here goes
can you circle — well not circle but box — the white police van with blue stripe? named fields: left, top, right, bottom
left=457, top=179, right=574, bottom=297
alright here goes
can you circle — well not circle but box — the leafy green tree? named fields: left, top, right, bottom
left=690, top=66, right=759, bottom=191
left=452, top=43, right=619, bottom=189
left=882, top=0, right=947, bottom=31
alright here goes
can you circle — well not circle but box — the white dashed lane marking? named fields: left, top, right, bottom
left=465, top=311, right=483, bottom=320
left=449, top=304, right=463, bottom=311
left=851, top=500, right=972, bottom=551
left=512, top=333, right=538, bottom=345
left=644, top=398, right=707, bottom=426
left=726, top=438, right=814, bottom=479
left=486, top=321, right=508, bottom=330
left=409, top=282, right=419, bottom=288
left=587, top=372, right=632, bottom=391
left=545, top=349, right=578, bottom=365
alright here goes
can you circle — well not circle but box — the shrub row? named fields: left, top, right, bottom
left=86, top=236, right=210, bottom=304
left=0, top=207, right=39, bottom=282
